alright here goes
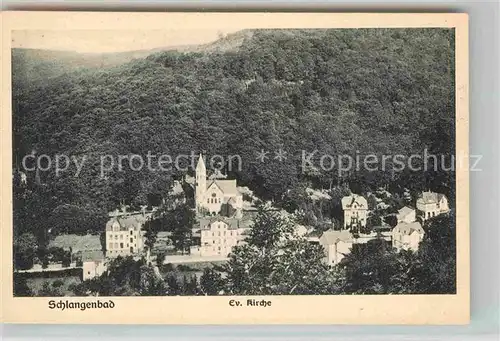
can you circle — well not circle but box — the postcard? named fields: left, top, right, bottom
left=1, top=11, right=469, bottom=324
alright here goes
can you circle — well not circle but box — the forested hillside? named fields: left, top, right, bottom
left=12, top=28, right=455, bottom=241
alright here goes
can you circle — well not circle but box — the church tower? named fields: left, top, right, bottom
left=195, top=154, right=207, bottom=210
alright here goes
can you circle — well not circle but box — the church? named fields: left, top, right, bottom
left=194, top=154, right=243, bottom=218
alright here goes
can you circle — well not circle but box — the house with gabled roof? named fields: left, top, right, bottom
left=341, top=194, right=368, bottom=229
left=397, top=206, right=416, bottom=224
left=105, top=206, right=151, bottom=258
left=416, top=191, right=450, bottom=221
left=392, top=221, right=425, bottom=251
left=190, top=216, right=246, bottom=257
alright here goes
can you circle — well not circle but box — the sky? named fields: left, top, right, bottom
left=11, top=29, right=241, bottom=53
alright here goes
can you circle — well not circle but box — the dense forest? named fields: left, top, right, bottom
left=12, top=28, right=455, bottom=245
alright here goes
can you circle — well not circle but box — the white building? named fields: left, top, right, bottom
left=341, top=194, right=368, bottom=229
left=190, top=217, right=246, bottom=257
left=397, top=206, right=416, bottom=224
left=392, top=221, right=425, bottom=252
left=319, top=229, right=354, bottom=265
left=195, top=154, right=243, bottom=217
left=416, top=191, right=450, bottom=221
left=105, top=208, right=151, bottom=257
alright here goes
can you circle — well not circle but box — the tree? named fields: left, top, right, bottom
left=137, top=264, right=168, bottom=296
left=223, top=204, right=341, bottom=295
left=182, top=275, right=200, bottom=295
left=13, top=232, right=38, bottom=270
left=167, top=204, right=196, bottom=254
left=74, top=256, right=168, bottom=296
left=384, top=215, right=398, bottom=228
left=143, top=219, right=158, bottom=252
left=245, top=203, right=294, bottom=252
left=13, top=274, right=32, bottom=297
left=414, top=215, right=456, bottom=294
left=339, top=238, right=401, bottom=294
left=156, top=252, right=166, bottom=268
left=166, top=274, right=181, bottom=295
left=200, top=267, right=224, bottom=295
left=38, top=281, right=64, bottom=297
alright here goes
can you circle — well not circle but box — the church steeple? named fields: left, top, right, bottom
left=195, top=154, right=207, bottom=211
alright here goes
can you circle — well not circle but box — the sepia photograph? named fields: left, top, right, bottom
left=2, top=12, right=469, bottom=324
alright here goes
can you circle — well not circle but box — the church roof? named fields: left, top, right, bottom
left=207, top=179, right=238, bottom=196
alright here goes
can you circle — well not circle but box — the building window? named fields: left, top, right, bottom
left=207, top=199, right=210, bottom=203
left=109, top=243, right=113, bottom=249
left=130, top=231, right=133, bottom=235
left=224, top=231, right=226, bottom=236
left=120, top=243, right=123, bottom=248
left=230, top=231, right=233, bottom=236
left=130, top=238, right=133, bottom=243
left=218, top=198, right=221, bottom=203
left=120, top=235, right=123, bottom=240
left=115, top=235, right=118, bottom=240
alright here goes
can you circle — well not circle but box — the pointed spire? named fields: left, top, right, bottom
left=196, top=153, right=206, bottom=170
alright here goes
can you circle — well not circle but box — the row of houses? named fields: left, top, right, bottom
left=319, top=191, right=450, bottom=266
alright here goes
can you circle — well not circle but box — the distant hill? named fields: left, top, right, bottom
left=11, top=30, right=254, bottom=78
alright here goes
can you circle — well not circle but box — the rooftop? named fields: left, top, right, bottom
left=397, top=206, right=415, bottom=218
left=106, top=212, right=152, bottom=232
left=199, top=216, right=241, bottom=230
left=417, top=191, right=446, bottom=204
left=393, top=221, right=424, bottom=235
left=320, top=229, right=353, bottom=245
left=207, top=179, right=238, bottom=196
left=341, top=194, right=368, bottom=210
